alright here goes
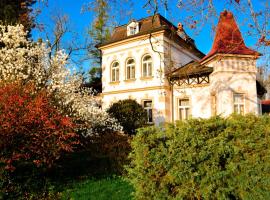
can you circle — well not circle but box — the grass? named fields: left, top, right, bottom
left=51, top=151, right=133, bottom=200
left=1, top=150, right=133, bottom=200
left=61, top=176, right=133, bottom=200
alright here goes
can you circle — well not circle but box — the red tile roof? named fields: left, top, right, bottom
left=201, top=10, right=260, bottom=62
left=261, top=100, right=270, bottom=105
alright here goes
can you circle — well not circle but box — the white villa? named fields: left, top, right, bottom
left=98, top=10, right=266, bottom=126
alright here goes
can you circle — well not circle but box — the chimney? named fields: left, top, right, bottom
left=177, top=23, right=188, bottom=40
left=177, top=23, right=184, bottom=32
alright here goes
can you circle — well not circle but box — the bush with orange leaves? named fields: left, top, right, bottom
left=0, top=82, right=79, bottom=172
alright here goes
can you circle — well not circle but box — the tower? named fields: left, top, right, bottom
left=201, top=10, right=261, bottom=116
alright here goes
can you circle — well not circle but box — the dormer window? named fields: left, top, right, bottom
left=127, top=21, right=139, bottom=36
left=129, top=27, right=136, bottom=35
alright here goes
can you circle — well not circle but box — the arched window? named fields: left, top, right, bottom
left=111, top=61, right=119, bottom=82
left=142, top=55, right=152, bottom=77
left=126, top=58, right=135, bottom=80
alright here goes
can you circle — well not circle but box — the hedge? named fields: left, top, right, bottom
left=126, top=114, right=270, bottom=200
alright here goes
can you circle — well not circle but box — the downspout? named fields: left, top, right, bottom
left=171, top=83, right=174, bottom=122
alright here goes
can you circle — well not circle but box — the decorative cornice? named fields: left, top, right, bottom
left=102, top=85, right=170, bottom=96
left=201, top=53, right=259, bottom=65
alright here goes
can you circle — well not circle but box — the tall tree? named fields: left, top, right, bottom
left=0, top=0, right=38, bottom=33
left=85, top=0, right=133, bottom=65
left=87, top=0, right=111, bottom=66
left=84, top=0, right=133, bottom=93
left=84, top=0, right=111, bottom=93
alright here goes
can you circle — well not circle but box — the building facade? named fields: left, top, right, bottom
left=98, top=11, right=265, bottom=126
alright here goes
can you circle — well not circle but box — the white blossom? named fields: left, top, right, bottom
left=0, top=24, right=122, bottom=136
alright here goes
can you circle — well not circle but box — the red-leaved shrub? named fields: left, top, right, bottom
left=0, top=82, right=79, bottom=171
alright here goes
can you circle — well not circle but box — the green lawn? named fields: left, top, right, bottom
left=61, top=176, right=133, bottom=200
left=0, top=150, right=133, bottom=200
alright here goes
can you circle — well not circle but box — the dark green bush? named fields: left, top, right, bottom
left=83, top=131, right=131, bottom=174
left=107, top=99, right=148, bottom=134
left=126, top=114, right=270, bottom=200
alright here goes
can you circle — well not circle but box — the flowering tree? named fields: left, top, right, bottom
left=0, top=82, right=78, bottom=171
left=0, top=24, right=122, bottom=136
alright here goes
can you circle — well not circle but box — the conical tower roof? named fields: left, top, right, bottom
left=201, top=10, right=260, bottom=62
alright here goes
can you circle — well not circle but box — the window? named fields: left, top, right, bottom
left=129, top=26, right=137, bottom=35
left=127, top=21, right=139, bottom=36
left=143, top=100, right=153, bottom=123
left=233, top=93, right=244, bottom=114
left=126, top=59, right=135, bottom=79
left=178, top=99, right=190, bottom=120
left=142, top=55, right=152, bottom=77
left=111, top=62, right=119, bottom=82
left=211, top=94, right=217, bottom=116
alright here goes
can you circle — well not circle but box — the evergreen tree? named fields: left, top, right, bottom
left=0, top=0, right=37, bottom=32
left=88, top=0, right=110, bottom=65
left=85, top=0, right=133, bottom=93
left=86, top=0, right=111, bottom=93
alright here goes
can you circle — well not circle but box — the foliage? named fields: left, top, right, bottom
left=0, top=172, right=63, bottom=200
left=84, top=0, right=110, bottom=94
left=87, top=67, right=102, bottom=93
left=0, top=24, right=122, bottom=136
left=0, top=24, right=47, bottom=87
left=0, top=0, right=37, bottom=33
left=0, top=81, right=78, bottom=172
left=0, top=81, right=78, bottom=199
left=0, top=22, right=124, bottom=199
left=127, top=114, right=270, bottom=200
left=87, top=0, right=111, bottom=66
left=84, top=132, right=131, bottom=173
left=85, top=0, right=134, bottom=91
left=107, top=99, right=148, bottom=135
left=85, top=0, right=134, bottom=64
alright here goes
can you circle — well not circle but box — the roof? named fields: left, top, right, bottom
left=168, top=61, right=213, bottom=79
left=262, top=100, right=270, bottom=114
left=98, top=14, right=205, bottom=58
left=261, top=100, right=270, bottom=105
left=201, top=10, right=260, bottom=62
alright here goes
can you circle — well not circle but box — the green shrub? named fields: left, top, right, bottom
left=107, top=99, right=148, bottom=134
left=83, top=131, right=131, bottom=174
left=126, top=114, right=270, bottom=200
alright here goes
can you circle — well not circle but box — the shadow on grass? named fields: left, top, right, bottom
left=61, top=176, right=133, bottom=200
left=51, top=150, right=133, bottom=200
left=1, top=150, right=133, bottom=200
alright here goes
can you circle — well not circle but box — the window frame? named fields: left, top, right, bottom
left=142, top=54, right=153, bottom=77
left=126, top=58, right=136, bottom=80
left=142, top=99, right=153, bottom=123
left=111, top=61, right=120, bottom=82
left=233, top=93, right=245, bottom=114
left=211, top=94, right=217, bottom=116
left=127, top=21, right=139, bottom=36
left=178, top=98, right=191, bottom=120
left=129, top=26, right=137, bottom=35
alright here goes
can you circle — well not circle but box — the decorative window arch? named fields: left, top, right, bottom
left=111, top=61, right=119, bottom=82
left=142, top=54, right=152, bottom=77
left=126, top=58, right=135, bottom=80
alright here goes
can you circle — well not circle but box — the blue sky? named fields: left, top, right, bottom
left=32, top=0, right=269, bottom=72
